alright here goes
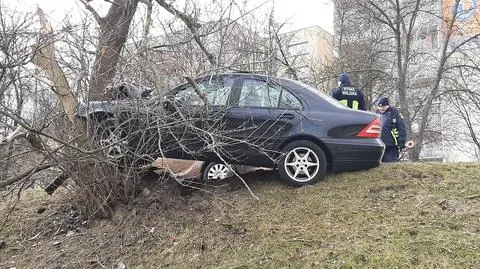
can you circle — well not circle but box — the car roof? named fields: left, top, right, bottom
left=168, top=72, right=282, bottom=93
left=166, top=72, right=376, bottom=117
left=192, top=72, right=320, bottom=95
left=169, top=72, right=333, bottom=104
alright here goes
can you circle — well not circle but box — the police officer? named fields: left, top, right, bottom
left=377, top=97, right=407, bottom=162
left=331, top=73, right=366, bottom=110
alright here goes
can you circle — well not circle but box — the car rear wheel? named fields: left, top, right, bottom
left=278, top=140, right=327, bottom=187
left=201, top=162, right=234, bottom=181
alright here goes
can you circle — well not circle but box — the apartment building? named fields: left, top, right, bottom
left=421, top=0, right=480, bottom=161
left=277, top=26, right=334, bottom=84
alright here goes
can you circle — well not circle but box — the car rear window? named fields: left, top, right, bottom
left=293, top=80, right=346, bottom=109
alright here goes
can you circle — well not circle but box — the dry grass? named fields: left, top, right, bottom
left=1, top=162, right=480, bottom=268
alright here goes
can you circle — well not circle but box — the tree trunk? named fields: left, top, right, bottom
left=89, top=0, right=140, bottom=100
left=410, top=0, right=459, bottom=161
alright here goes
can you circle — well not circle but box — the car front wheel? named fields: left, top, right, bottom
left=278, top=140, right=327, bottom=187
left=201, top=162, right=234, bottom=181
left=94, top=118, right=127, bottom=159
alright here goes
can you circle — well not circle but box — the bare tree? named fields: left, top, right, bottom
left=0, top=0, right=339, bottom=220
left=334, top=0, right=480, bottom=161
left=86, top=0, right=141, bottom=100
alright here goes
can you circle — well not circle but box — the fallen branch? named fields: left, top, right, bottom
left=0, top=163, right=54, bottom=188
left=185, top=76, right=212, bottom=107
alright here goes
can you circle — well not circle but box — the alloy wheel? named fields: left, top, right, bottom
left=206, top=163, right=232, bottom=180
left=284, top=147, right=320, bottom=182
left=96, top=121, right=127, bottom=159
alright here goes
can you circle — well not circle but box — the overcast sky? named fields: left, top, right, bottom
left=248, top=0, right=334, bottom=32
left=16, top=0, right=334, bottom=32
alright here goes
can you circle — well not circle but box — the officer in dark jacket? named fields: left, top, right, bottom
left=331, top=73, right=366, bottom=110
left=377, top=97, right=407, bottom=162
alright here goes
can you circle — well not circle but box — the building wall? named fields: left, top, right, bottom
left=278, top=26, right=333, bottom=83
left=439, top=0, right=480, bottom=161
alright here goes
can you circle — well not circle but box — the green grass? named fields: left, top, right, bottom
left=1, top=162, right=480, bottom=268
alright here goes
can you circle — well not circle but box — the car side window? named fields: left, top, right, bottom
left=173, top=77, right=234, bottom=107
left=239, top=79, right=281, bottom=107
left=203, top=78, right=233, bottom=106
left=238, top=79, right=302, bottom=109
left=279, top=89, right=302, bottom=109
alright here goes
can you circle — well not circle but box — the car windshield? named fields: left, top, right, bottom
left=288, top=80, right=347, bottom=109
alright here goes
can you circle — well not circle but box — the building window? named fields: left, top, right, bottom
left=287, top=41, right=309, bottom=56
left=417, top=26, right=438, bottom=49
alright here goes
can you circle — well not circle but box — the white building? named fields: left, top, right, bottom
left=277, top=26, right=333, bottom=84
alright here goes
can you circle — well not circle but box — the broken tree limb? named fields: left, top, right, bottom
left=32, top=7, right=78, bottom=125
left=185, top=76, right=212, bottom=107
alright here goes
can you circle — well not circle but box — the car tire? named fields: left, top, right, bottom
left=201, top=162, right=234, bottom=182
left=93, top=118, right=127, bottom=159
left=278, top=140, right=327, bottom=187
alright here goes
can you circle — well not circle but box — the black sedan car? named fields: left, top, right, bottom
left=76, top=73, right=384, bottom=186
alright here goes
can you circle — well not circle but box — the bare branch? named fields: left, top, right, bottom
left=0, top=125, right=27, bottom=145
left=78, top=0, right=105, bottom=25
left=154, top=0, right=216, bottom=66
left=0, top=163, right=54, bottom=189
left=137, top=0, right=153, bottom=52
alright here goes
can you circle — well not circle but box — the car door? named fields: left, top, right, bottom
left=267, top=82, right=304, bottom=150
left=160, top=76, right=239, bottom=160
left=226, top=77, right=303, bottom=166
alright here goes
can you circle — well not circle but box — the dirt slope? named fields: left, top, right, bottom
left=1, top=162, right=480, bottom=268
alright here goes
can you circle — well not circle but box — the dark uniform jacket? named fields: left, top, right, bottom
left=379, top=107, right=407, bottom=147
left=331, top=73, right=366, bottom=110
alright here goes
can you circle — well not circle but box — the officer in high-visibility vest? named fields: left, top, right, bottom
left=331, top=73, right=366, bottom=111
left=376, top=97, right=407, bottom=162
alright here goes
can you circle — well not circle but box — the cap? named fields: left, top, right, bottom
left=378, top=97, right=389, bottom=106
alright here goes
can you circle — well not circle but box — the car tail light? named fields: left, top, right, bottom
left=356, top=118, right=381, bottom=138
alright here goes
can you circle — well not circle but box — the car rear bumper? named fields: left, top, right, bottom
left=324, top=139, right=385, bottom=172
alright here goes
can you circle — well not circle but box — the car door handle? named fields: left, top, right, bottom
left=277, top=113, right=295, bottom=119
